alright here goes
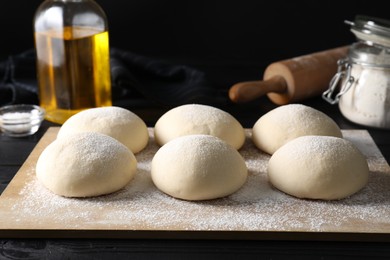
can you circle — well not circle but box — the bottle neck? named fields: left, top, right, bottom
left=35, top=0, right=107, bottom=32
left=54, top=0, right=90, bottom=2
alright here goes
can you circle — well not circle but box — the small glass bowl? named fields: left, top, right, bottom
left=0, top=104, right=45, bottom=137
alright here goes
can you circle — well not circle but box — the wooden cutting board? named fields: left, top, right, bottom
left=0, top=127, right=389, bottom=241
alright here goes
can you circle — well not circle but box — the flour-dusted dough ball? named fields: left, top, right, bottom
left=252, top=104, right=342, bottom=154
left=154, top=104, right=245, bottom=150
left=58, top=106, right=148, bottom=153
left=36, top=132, right=137, bottom=197
left=268, top=135, right=369, bottom=200
left=151, top=135, right=248, bottom=201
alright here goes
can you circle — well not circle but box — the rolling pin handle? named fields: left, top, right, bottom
left=229, top=76, right=287, bottom=103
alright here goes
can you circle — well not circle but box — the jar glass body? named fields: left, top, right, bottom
left=34, top=0, right=112, bottom=124
left=338, top=42, right=390, bottom=129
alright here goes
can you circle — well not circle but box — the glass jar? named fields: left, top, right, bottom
left=323, top=15, right=390, bottom=129
left=34, top=0, right=112, bottom=124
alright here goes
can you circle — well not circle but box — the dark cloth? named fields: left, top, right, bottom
left=0, top=50, right=39, bottom=105
left=0, top=48, right=226, bottom=108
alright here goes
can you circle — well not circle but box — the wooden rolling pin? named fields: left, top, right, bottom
left=229, top=46, right=349, bottom=105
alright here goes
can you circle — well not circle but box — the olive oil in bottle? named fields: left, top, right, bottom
left=34, top=0, right=112, bottom=124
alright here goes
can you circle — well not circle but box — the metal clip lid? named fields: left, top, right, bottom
left=322, top=59, right=354, bottom=105
left=346, top=15, right=390, bottom=48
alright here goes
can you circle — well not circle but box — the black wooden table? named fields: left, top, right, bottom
left=1, top=97, right=390, bottom=259
left=1, top=56, right=390, bottom=259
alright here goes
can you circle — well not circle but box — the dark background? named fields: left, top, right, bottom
left=1, top=0, right=389, bottom=75
left=1, top=2, right=390, bottom=258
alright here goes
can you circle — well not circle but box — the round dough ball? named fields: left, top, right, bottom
left=154, top=104, right=245, bottom=150
left=268, top=135, right=369, bottom=200
left=58, top=106, right=148, bottom=153
left=36, top=132, right=137, bottom=197
left=151, top=135, right=248, bottom=201
left=252, top=104, right=342, bottom=154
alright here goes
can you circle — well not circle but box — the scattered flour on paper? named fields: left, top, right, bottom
left=10, top=130, right=390, bottom=232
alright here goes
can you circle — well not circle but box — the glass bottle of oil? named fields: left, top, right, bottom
left=34, top=0, right=112, bottom=124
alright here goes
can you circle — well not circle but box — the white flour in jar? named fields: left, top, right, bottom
left=338, top=64, right=390, bottom=129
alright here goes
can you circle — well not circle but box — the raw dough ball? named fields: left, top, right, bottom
left=268, top=135, right=369, bottom=200
left=151, top=135, right=248, bottom=201
left=154, top=104, right=245, bottom=149
left=252, top=104, right=342, bottom=154
left=58, top=106, right=148, bottom=153
left=36, top=132, right=137, bottom=197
